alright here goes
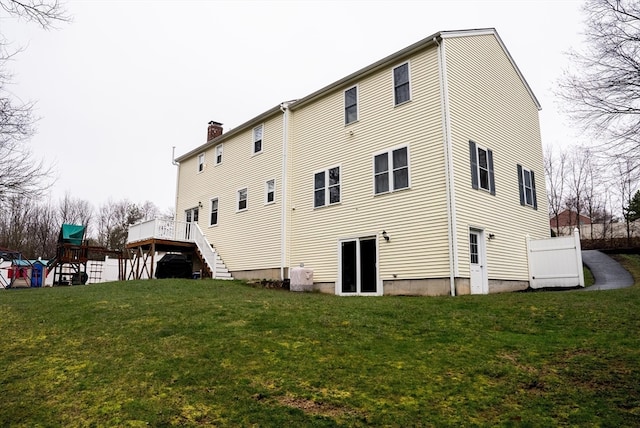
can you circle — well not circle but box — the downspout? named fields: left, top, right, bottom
left=435, top=36, right=458, bottom=297
left=172, top=146, right=179, bottom=221
left=280, top=102, right=291, bottom=281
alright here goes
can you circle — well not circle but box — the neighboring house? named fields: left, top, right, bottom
left=550, top=209, right=591, bottom=229
left=551, top=210, right=640, bottom=240
left=551, top=209, right=593, bottom=238
left=168, top=28, right=549, bottom=296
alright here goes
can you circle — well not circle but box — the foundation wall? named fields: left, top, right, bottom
left=304, top=277, right=530, bottom=296
left=230, top=267, right=286, bottom=281
left=488, top=279, right=529, bottom=293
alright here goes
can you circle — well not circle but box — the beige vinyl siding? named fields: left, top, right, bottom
left=176, top=113, right=284, bottom=272
left=289, top=46, right=450, bottom=284
left=444, top=34, right=549, bottom=282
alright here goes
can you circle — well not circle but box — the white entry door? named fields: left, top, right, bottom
left=469, top=229, right=487, bottom=294
left=184, top=207, right=199, bottom=240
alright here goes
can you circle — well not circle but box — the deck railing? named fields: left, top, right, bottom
left=127, top=219, right=218, bottom=277
left=127, top=219, right=194, bottom=244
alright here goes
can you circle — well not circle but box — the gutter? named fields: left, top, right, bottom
left=435, top=36, right=458, bottom=297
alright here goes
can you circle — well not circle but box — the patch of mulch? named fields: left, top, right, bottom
left=246, top=278, right=290, bottom=290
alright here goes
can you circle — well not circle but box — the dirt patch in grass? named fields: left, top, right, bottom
left=255, top=393, right=361, bottom=419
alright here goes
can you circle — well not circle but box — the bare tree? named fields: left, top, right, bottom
left=0, top=0, right=69, bottom=201
left=616, top=156, right=639, bottom=243
left=558, top=0, right=640, bottom=158
left=96, top=199, right=144, bottom=250
left=29, top=201, right=58, bottom=258
left=582, top=149, right=605, bottom=239
left=1, top=0, right=70, bottom=28
left=96, top=199, right=118, bottom=249
left=58, top=192, right=93, bottom=237
left=0, top=195, right=33, bottom=254
left=566, top=146, right=591, bottom=228
left=544, top=145, right=567, bottom=236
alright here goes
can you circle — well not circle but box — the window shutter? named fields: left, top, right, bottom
left=531, top=170, right=538, bottom=210
left=488, top=149, right=495, bottom=195
left=517, top=164, right=525, bottom=206
left=469, top=141, right=478, bottom=189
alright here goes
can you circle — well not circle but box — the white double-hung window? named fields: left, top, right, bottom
left=344, top=86, right=358, bottom=125
left=197, top=153, right=205, bottom=172
left=237, top=188, right=248, bottom=212
left=314, top=166, right=340, bottom=208
left=517, top=164, right=537, bottom=209
left=393, top=62, right=411, bottom=105
left=253, top=124, right=263, bottom=154
left=265, top=179, right=275, bottom=205
left=469, top=140, right=495, bottom=195
left=374, top=146, right=409, bottom=194
left=210, top=198, right=219, bottom=226
left=215, top=144, right=223, bottom=165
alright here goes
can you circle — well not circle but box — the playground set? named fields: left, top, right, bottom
left=0, top=224, right=125, bottom=288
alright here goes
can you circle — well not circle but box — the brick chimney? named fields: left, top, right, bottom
left=207, top=121, right=223, bottom=141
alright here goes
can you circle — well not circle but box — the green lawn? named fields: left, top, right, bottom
left=1, top=261, right=639, bottom=427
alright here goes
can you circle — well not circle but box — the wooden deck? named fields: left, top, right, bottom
left=126, top=219, right=229, bottom=280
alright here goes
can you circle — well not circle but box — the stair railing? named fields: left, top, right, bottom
left=191, top=223, right=217, bottom=278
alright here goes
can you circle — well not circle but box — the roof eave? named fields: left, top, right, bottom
left=175, top=104, right=283, bottom=163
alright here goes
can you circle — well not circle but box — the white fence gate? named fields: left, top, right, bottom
left=526, top=228, right=584, bottom=289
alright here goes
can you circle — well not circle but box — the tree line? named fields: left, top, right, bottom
left=0, top=194, right=172, bottom=259
left=550, top=0, right=640, bottom=242
left=545, top=144, right=639, bottom=240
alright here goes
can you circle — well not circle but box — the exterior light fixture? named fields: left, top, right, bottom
left=382, top=230, right=390, bottom=241
left=488, top=233, right=495, bottom=240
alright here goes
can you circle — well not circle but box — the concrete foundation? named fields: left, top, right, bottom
left=230, top=267, right=287, bottom=281
left=488, top=279, right=529, bottom=293
left=383, top=278, right=452, bottom=296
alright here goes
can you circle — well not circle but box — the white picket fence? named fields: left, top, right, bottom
left=526, top=228, right=584, bottom=289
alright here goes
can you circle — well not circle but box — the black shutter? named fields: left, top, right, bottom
left=469, top=140, right=478, bottom=189
left=517, top=164, right=525, bottom=206
left=531, top=170, right=538, bottom=210
left=488, top=149, right=495, bottom=195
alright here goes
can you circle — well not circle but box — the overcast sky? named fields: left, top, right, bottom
left=2, top=0, right=585, bottom=212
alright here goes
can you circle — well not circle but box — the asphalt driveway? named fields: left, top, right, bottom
left=581, top=250, right=634, bottom=291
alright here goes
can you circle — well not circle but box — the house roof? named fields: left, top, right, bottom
left=550, top=209, right=592, bottom=226
left=176, top=28, right=541, bottom=163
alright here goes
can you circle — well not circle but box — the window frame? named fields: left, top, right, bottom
left=197, top=153, right=205, bottom=173
left=393, top=62, right=411, bottom=106
left=265, top=179, right=276, bottom=205
left=215, top=144, right=223, bottom=165
left=344, top=85, right=358, bottom=125
left=517, top=164, right=538, bottom=209
left=209, top=197, right=219, bottom=226
left=252, top=124, right=264, bottom=155
left=314, top=165, right=341, bottom=209
left=469, top=140, right=495, bottom=195
left=373, top=145, right=411, bottom=195
left=237, top=187, right=248, bottom=212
